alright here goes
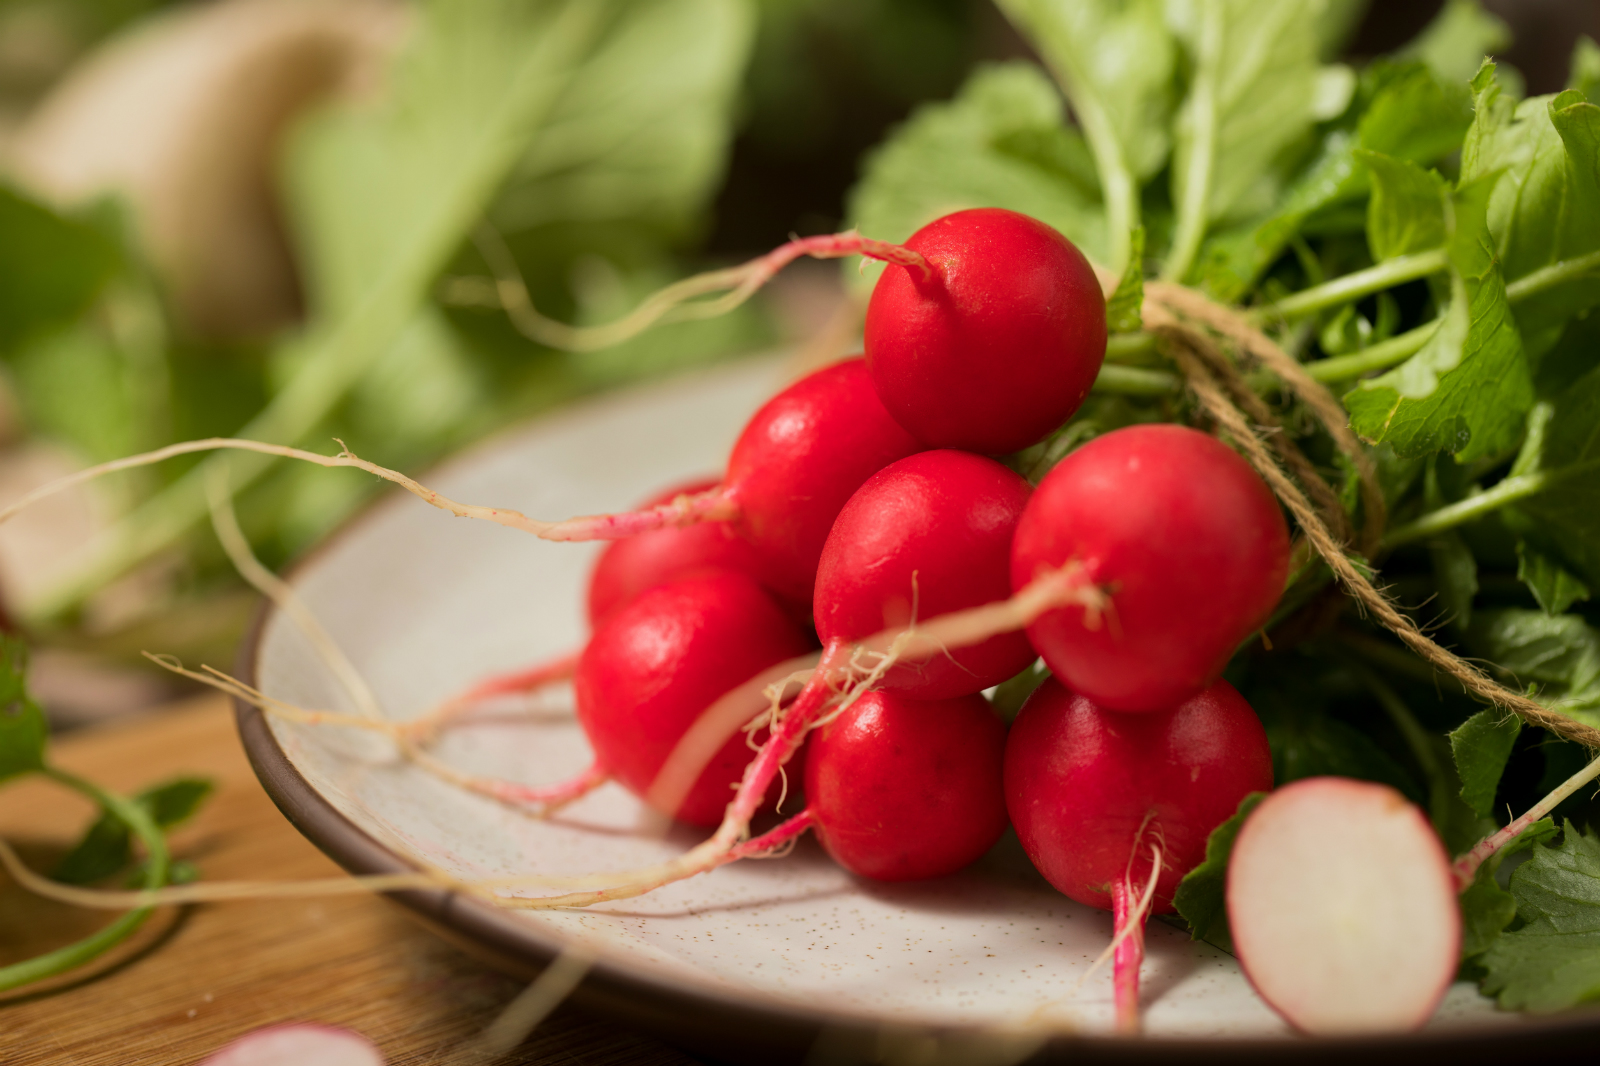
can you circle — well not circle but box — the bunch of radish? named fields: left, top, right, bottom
left=439, top=207, right=1332, bottom=1030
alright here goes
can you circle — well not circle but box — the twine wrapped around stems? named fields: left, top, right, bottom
left=1127, top=279, right=1600, bottom=749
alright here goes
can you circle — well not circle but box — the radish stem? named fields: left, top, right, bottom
left=1453, top=754, right=1600, bottom=889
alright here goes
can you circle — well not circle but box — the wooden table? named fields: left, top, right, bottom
left=0, top=695, right=703, bottom=1065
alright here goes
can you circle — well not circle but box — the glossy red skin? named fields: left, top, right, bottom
left=1010, top=424, right=1290, bottom=713
left=864, top=208, right=1106, bottom=455
left=814, top=450, right=1036, bottom=698
left=724, top=357, right=922, bottom=604
left=805, top=690, right=1008, bottom=881
left=1004, top=678, right=1273, bottom=913
left=586, top=476, right=768, bottom=626
left=574, top=571, right=814, bottom=826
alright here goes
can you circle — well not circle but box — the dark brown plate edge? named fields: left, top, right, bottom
left=226, top=365, right=1600, bottom=1066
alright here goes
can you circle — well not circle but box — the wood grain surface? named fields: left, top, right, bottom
left=0, top=695, right=703, bottom=1066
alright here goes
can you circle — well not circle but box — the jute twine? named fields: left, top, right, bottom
left=1126, top=280, right=1600, bottom=749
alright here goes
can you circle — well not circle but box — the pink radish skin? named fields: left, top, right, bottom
left=722, top=357, right=922, bottom=603
left=1006, top=677, right=1272, bottom=1031
left=1227, top=777, right=1460, bottom=1035
left=587, top=476, right=769, bottom=625
left=1005, top=677, right=1273, bottom=913
left=1011, top=424, right=1290, bottom=713
left=200, top=1024, right=384, bottom=1066
left=574, top=571, right=814, bottom=826
left=804, top=690, right=1008, bottom=881
left=864, top=208, right=1106, bottom=455
left=813, top=450, right=1036, bottom=699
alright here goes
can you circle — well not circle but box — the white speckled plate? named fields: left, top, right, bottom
left=237, top=355, right=1580, bottom=1063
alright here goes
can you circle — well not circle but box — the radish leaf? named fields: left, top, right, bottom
left=1172, top=790, right=1266, bottom=951
left=1481, top=823, right=1600, bottom=1010
left=1517, top=542, right=1592, bottom=616
left=1449, top=710, right=1522, bottom=818
left=1359, top=151, right=1446, bottom=261
left=1344, top=172, right=1532, bottom=462
left=1468, top=610, right=1600, bottom=726
left=0, top=636, right=45, bottom=783
left=847, top=62, right=1108, bottom=291
left=1459, top=817, right=1556, bottom=960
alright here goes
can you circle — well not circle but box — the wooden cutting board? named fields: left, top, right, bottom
left=0, top=694, right=702, bottom=1066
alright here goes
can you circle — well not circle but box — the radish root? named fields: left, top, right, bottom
left=448, top=224, right=930, bottom=353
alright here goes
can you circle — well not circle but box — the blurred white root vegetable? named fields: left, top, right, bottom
left=1227, top=777, right=1461, bottom=1036
left=8, top=0, right=407, bottom=339
left=199, top=1023, right=385, bottom=1066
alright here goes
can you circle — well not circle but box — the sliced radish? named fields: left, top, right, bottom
left=1227, top=777, right=1460, bottom=1035
left=200, top=1023, right=385, bottom=1066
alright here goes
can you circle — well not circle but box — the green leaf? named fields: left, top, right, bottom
left=140, top=777, right=214, bottom=829
left=1359, top=151, right=1447, bottom=261
left=487, top=0, right=753, bottom=236
left=1398, top=0, right=1512, bottom=89
left=1172, top=791, right=1266, bottom=951
left=993, top=0, right=1175, bottom=270
left=1429, top=529, right=1479, bottom=629
left=1518, top=541, right=1592, bottom=616
left=0, top=636, right=46, bottom=783
left=1460, top=817, right=1557, bottom=959
left=1504, top=362, right=1600, bottom=588
left=1344, top=172, right=1533, bottom=462
left=847, top=61, right=1107, bottom=291
left=53, top=776, right=214, bottom=886
left=1481, top=823, right=1600, bottom=1010
left=1200, top=61, right=1470, bottom=300
left=1450, top=709, right=1523, bottom=817
left=1462, top=65, right=1600, bottom=359
left=1165, top=0, right=1342, bottom=279
left=1105, top=227, right=1146, bottom=333
left=1468, top=609, right=1600, bottom=727
left=0, top=183, right=120, bottom=353
left=1572, top=37, right=1600, bottom=104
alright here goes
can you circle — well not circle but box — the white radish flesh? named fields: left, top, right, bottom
left=200, top=1023, right=385, bottom=1066
left=1227, top=776, right=1460, bottom=1035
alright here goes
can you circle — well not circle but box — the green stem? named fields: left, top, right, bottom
left=16, top=1, right=607, bottom=626
left=1258, top=249, right=1448, bottom=322
left=1382, top=458, right=1600, bottom=549
left=1504, top=248, right=1600, bottom=303
left=1092, top=364, right=1180, bottom=396
left=1304, top=320, right=1441, bottom=382
left=1105, top=331, right=1159, bottom=363
left=1161, top=0, right=1222, bottom=283
left=0, top=768, right=168, bottom=992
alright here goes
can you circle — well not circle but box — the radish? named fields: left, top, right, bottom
left=864, top=208, right=1106, bottom=455
left=1011, top=424, right=1290, bottom=713
left=803, top=689, right=1008, bottom=881
left=1227, top=777, right=1460, bottom=1035
left=812, top=449, right=1035, bottom=699
left=538, top=358, right=921, bottom=605
left=1005, top=677, right=1273, bottom=1031
left=585, top=475, right=770, bottom=625
left=199, top=1024, right=384, bottom=1066
left=574, top=570, right=815, bottom=826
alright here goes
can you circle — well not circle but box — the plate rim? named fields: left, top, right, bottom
left=231, top=357, right=1600, bottom=1064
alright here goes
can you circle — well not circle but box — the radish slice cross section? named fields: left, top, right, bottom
left=1227, top=776, right=1460, bottom=1035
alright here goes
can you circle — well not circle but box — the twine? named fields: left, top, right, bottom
left=1134, top=296, right=1600, bottom=748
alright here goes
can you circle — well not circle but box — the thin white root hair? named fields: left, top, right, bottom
left=205, top=464, right=384, bottom=722
left=1070, top=840, right=1164, bottom=997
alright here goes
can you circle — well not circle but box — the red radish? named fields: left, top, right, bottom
left=804, top=689, right=1008, bottom=881
left=586, top=475, right=769, bottom=625
left=864, top=208, right=1106, bottom=455
left=574, top=570, right=814, bottom=826
left=813, top=450, right=1035, bottom=699
left=1011, top=424, right=1290, bottom=713
left=1227, top=777, right=1460, bottom=1035
left=200, top=1024, right=384, bottom=1066
left=1005, top=677, right=1273, bottom=1030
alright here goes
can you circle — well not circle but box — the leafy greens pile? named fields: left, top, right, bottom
left=0, top=0, right=762, bottom=659
left=847, top=0, right=1600, bottom=1012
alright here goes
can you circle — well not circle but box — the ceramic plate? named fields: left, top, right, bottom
left=237, top=355, right=1594, bottom=1064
